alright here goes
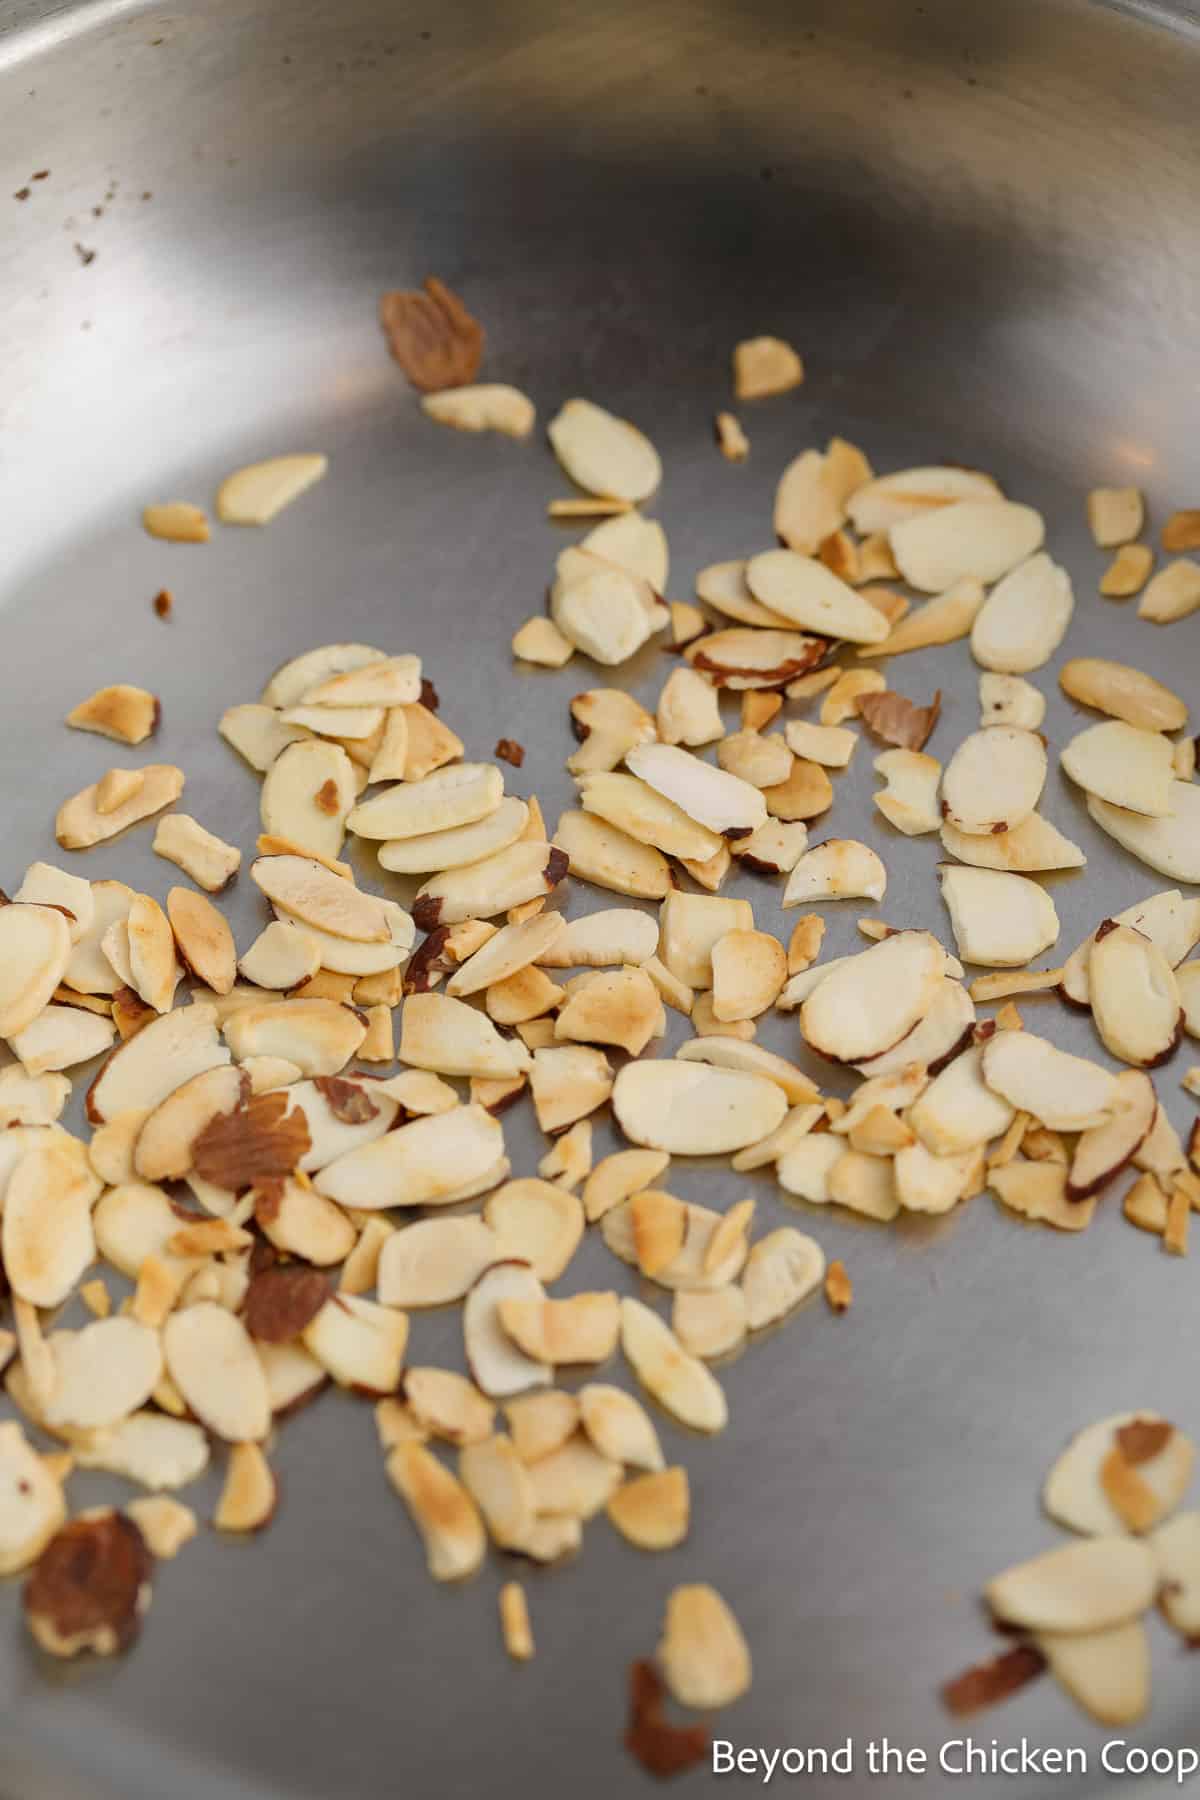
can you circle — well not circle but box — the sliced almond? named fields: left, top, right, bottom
left=524, top=1432, right=621, bottom=1519
left=741, top=1228, right=824, bottom=1329
left=941, top=727, right=1046, bottom=836
left=316, top=1104, right=504, bottom=1211
left=483, top=1180, right=583, bottom=1282
left=125, top=1496, right=197, bottom=1560
left=377, top=1217, right=498, bottom=1308
left=981, top=1029, right=1119, bottom=1130
left=216, top=453, right=326, bottom=525
left=658, top=1584, right=751, bottom=1709
left=143, top=501, right=208, bottom=542
left=378, top=800, right=530, bottom=877
left=847, top=466, right=1000, bottom=535
left=529, top=1044, right=613, bottom=1134
left=42, top=1317, right=163, bottom=1432
left=504, top=1391, right=579, bottom=1463
left=386, top=1441, right=485, bottom=1582
left=0, top=904, right=72, bottom=1037
left=237, top=921, right=319, bottom=992
left=211, top=1441, right=276, bottom=1533
left=799, top=930, right=943, bottom=1064
left=2, top=1142, right=97, bottom=1308
left=714, top=734, right=793, bottom=795
left=1045, top=1413, right=1193, bottom=1537
left=624, top=743, right=765, bottom=839
left=511, top=615, right=574, bottom=668
left=498, top=1294, right=619, bottom=1365
left=941, top=812, right=1085, bottom=874
left=1088, top=781, right=1200, bottom=882
left=870, top=747, right=941, bottom=837
left=351, top=762, right=503, bottom=844
left=1100, top=542, right=1154, bottom=598
left=416, top=380, right=535, bottom=436
left=9, top=1004, right=115, bottom=1075
left=454, top=1433, right=537, bottom=1552
left=553, top=965, right=660, bottom=1057
left=415, top=841, right=568, bottom=927
left=1063, top=719, right=1174, bottom=818
left=578, top=772, right=722, bottom=865
left=611, top=1059, right=786, bottom=1156
left=399, top=991, right=530, bottom=1079
left=908, top=1042, right=1015, bottom=1155
left=258, top=738, right=356, bottom=859
left=463, top=1263, right=552, bottom=1398
left=86, top=1004, right=229, bottom=1123
left=654, top=667, right=723, bottom=749
left=708, top=930, right=786, bottom=1022
left=1087, top=486, right=1144, bottom=547
left=224, top=999, right=366, bottom=1077
left=891, top=500, right=1044, bottom=593
left=1088, top=923, right=1182, bottom=1067
left=162, top=888, right=234, bottom=997
left=551, top=809, right=670, bottom=901
left=0, top=1068, right=71, bottom=1128
left=659, top=891, right=753, bottom=990
left=733, top=335, right=803, bottom=399
left=579, top=1149, right=669, bottom=1224
left=858, top=578, right=986, bottom=663
left=782, top=839, right=886, bottom=908
left=300, top=1294, right=407, bottom=1394
left=1151, top=1510, right=1200, bottom=1636
left=1139, top=558, right=1200, bottom=624
left=152, top=814, right=240, bottom=893
left=746, top=550, right=889, bottom=645
left=819, top=668, right=887, bottom=728
left=607, top=1466, right=689, bottom=1551
left=161, top=1305, right=269, bottom=1439
left=986, top=1537, right=1156, bottom=1634
left=730, top=818, right=810, bottom=875
left=991, top=1160, right=1095, bottom=1231
left=939, top=865, right=1059, bottom=968
left=251, top=854, right=387, bottom=941
left=402, top=1368, right=494, bottom=1447
left=761, top=755, right=834, bottom=822
left=1038, top=1621, right=1149, bottom=1728
left=619, top=1298, right=726, bottom=1433
left=695, top=560, right=792, bottom=629
left=218, top=702, right=308, bottom=772
left=547, top=399, right=660, bottom=502
left=671, top=1286, right=747, bottom=1359
left=1059, top=657, right=1185, bottom=733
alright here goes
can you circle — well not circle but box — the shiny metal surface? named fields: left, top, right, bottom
left=2, top=2, right=1199, bottom=1796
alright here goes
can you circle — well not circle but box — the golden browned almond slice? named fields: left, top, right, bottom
left=986, top=1537, right=1156, bottom=1634
left=669, top=601, right=706, bottom=647
left=800, top=930, right=943, bottom=1064
left=941, top=727, right=1046, bottom=835
left=1161, top=509, right=1200, bottom=551
left=223, top=999, right=366, bottom=1077
left=24, top=1509, right=152, bottom=1658
left=672, top=1286, right=747, bottom=1358
left=783, top=839, right=886, bottom=907
left=1046, top=1413, right=1193, bottom=1536
left=463, top=1263, right=552, bottom=1399
left=612, top=1059, right=787, bottom=1155
left=1063, top=720, right=1174, bottom=819
left=658, top=1583, right=751, bottom=1708
left=990, top=1159, right=1095, bottom=1230
left=567, top=687, right=656, bottom=775
left=1089, top=924, right=1182, bottom=1067
left=731, top=818, right=809, bottom=875
left=1037, top=1620, right=1148, bottom=1728
left=709, top=930, right=786, bottom=1021
left=714, top=410, right=749, bottom=462
left=73, top=1411, right=208, bottom=1491
left=607, top=1466, right=689, bottom=1551
left=94, top=771, right=145, bottom=818
left=659, top=891, right=753, bottom=990
left=402, top=1368, right=494, bottom=1447
left=1, top=1142, right=97, bottom=1308
left=504, top=1391, right=579, bottom=1463
left=695, top=559, right=791, bottom=628
left=553, top=966, right=660, bottom=1057
left=315, top=1104, right=504, bottom=1211
left=823, top=1148, right=898, bottom=1219
left=979, top=672, right=1045, bottom=731
left=655, top=667, right=723, bottom=748
left=858, top=578, right=986, bottom=662
left=733, top=335, right=803, bottom=399
left=580, top=510, right=669, bottom=588
left=124, top=1496, right=197, bottom=1560
left=547, top=398, right=660, bottom=502
left=981, top=1028, right=1119, bottom=1129
left=13, top=863, right=93, bottom=943
left=497, top=1294, right=619, bottom=1365
left=250, top=855, right=384, bottom=943
left=938, top=865, right=1059, bottom=967
left=456, top=1433, right=536, bottom=1551
left=238, top=921, right=320, bottom=991
left=55, top=764, right=184, bottom=851
left=1124, top=1171, right=1170, bottom=1232
left=1059, top=657, right=1186, bottom=732
left=132, top=1063, right=247, bottom=1182
left=215, top=453, right=326, bottom=526
left=941, top=813, right=1086, bottom=874
left=484, top=1180, right=583, bottom=1282
left=524, top=1432, right=621, bottom=1519
left=529, top=1044, right=613, bottom=1134
left=578, top=772, right=723, bottom=864
left=66, top=684, right=158, bottom=746
left=741, top=1228, right=824, bottom=1329
left=143, top=500, right=208, bottom=542
left=387, top=1440, right=485, bottom=1582
left=153, top=815, right=240, bottom=893
left=399, top=991, right=530, bottom=1080
left=419, top=382, right=534, bottom=437
left=511, top=615, right=574, bottom=667
left=301, top=1294, right=408, bottom=1393
left=624, top=743, right=765, bottom=838
left=1100, top=542, right=1154, bottom=597
left=1063, top=890, right=1200, bottom=1008
left=213, top=1441, right=277, bottom=1533
left=783, top=720, right=858, bottom=770
left=620, top=1297, right=726, bottom=1433
left=820, top=670, right=886, bottom=727
left=894, top=1141, right=979, bottom=1214
left=533, top=911, right=655, bottom=972
left=551, top=810, right=669, bottom=900
left=908, top=1042, right=1015, bottom=1154
left=445, top=912, right=563, bottom=998
left=582, top=1149, right=670, bottom=1223
left=126, top=894, right=181, bottom=1014
left=414, top=842, right=567, bottom=927
left=1067, top=1072, right=1157, bottom=1199
left=572, top=1383, right=662, bottom=1471
left=716, top=731, right=793, bottom=791
left=1139, top=558, right=1200, bottom=623
left=1087, top=486, right=1143, bottom=547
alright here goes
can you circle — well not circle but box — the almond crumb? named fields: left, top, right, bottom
left=498, top=1580, right=534, bottom=1661
left=152, top=588, right=172, bottom=618
left=495, top=738, right=524, bottom=768
left=824, top=1260, right=852, bottom=1313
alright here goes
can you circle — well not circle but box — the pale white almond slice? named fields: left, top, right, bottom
left=9, top=1004, right=115, bottom=1075
left=710, top=930, right=786, bottom=1021
left=940, top=813, right=1086, bottom=874
left=732, top=818, right=810, bottom=874
left=830, top=1064, right=929, bottom=1138
left=219, top=702, right=309, bottom=771
left=578, top=772, right=723, bottom=863
left=695, top=559, right=790, bottom=628
left=846, top=466, right=1000, bottom=535
left=1086, top=485, right=1143, bottom=548
left=771, top=448, right=846, bottom=554
left=463, top=1263, right=551, bottom=1398
left=91, top=1181, right=199, bottom=1284
left=746, top=550, right=889, bottom=644
left=483, top=1180, right=583, bottom=1282
left=550, top=549, right=662, bottom=666
left=854, top=978, right=974, bottom=1078
left=1139, top=558, right=1200, bottom=623
left=2, top=1141, right=97, bottom=1307
left=259, top=738, right=356, bottom=860
left=909, top=1043, right=1016, bottom=1155
left=1088, top=782, right=1200, bottom=882
left=0, top=904, right=72, bottom=1037
left=529, top=1045, right=613, bottom=1134
left=133, top=1063, right=247, bottom=1181
left=152, top=815, right=240, bottom=894
left=1088, top=924, right=1181, bottom=1068
left=576, top=1383, right=664, bottom=1471
left=942, top=728, right=1046, bottom=834
left=1064, top=1070, right=1157, bottom=1199
left=977, top=672, right=1046, bottom=731
left=1062, top=720, right=1174, bottom=818
left=12, top=864, right=94, bottom=943
left=659, top=891, right=753, bottom=990
left=0, top=1421, right=67, bottom=1575
left=983, top=1029, right=1119, bottom=1131
left=611, top=1060, right=787, bottom=1155
left=216, top=453, right=326, bottom=525
left=271, top=900, right=412, bottom=977
left=377, top=1217, right=498, bottom=1308
left=279, top=1076, right=395, bottom=1173
left=535, top=910, right=656, bottom=971
left=773, top=1132, right=843, bottom=1202
left=969, top=552, right=1074, bottom=674
left=1045, top=1413, right=1193, bottom=1537
left=415, top=842, right=568, bottom=927
left=716, top=731, right=793, bottom=790
left=75, top=1411, right=209, bottom=1492
left=655, top=667, right=724, bottom=748
left=351, top=763, right=503, bottom=844
left=386, top=1441, right=486, bottom=1581
left=42, top=1318, right=163, bottom=1432
left=301, top=654, right=420, bottom=710
left=238, top=921, right=320, bottom=991
left=872, top=747, right=942, bottom=837
left=858, top=583, right=984, bottom=667
left=1038, top=1621, right=1149, bottom=1728
left=250, top=855, right=388, bottom=942
left=504, top=1392, right=579, bottom=1464
left=567, top=688, right=657, bottom=776
left=446, top=913, right=564, bottom=998
left=986, top=1537, right=1156, bottom=1634
left=799, top=930, right=943, bottom=1064
left=782, top=721, right=857, bottom=770
left=224, top=999, right=366, bottom=1077
left=1182, top=965, right=1200, bottom=1039
left=511, top=615, right=574, bottom=667
left=741, top=1228, right=824, bottom=1329
left=658, top=1584, right=751, bottom=1708
left=126, top=894, right=181, bottom=1014
left=1059, top=658, right=1185, bottom=733
left=86, top=1004, right=229, bottom=1123
left=316, top=1105, right=504, bottom=1210
left=160, top=1304, right=270, bottom=1439
left=164, top=888, right=235, bottom=997
left=399, top=992, right=530, bottom=1080
left=625, top=743, right=766, bottom=838
left=894, top=1141, right=979, bottom=1214
left=1151, top=1511, right=1200, bottom=1636
left=581, top=510, right=669, bottom=589
left=892, top=500, right=1044, bottom=593
left=783, top=839, right=886, bottom=907
left=939, top=865, right=1059, bottom=968
left=620, top=1297, right=726, bottom=1433
left=547, top=399, right=660, bottom=502
left=377, top=797, right=529, bottom=874
left=55, top=764, right=184, bottom=850
left=301, top=1295, right=407, bottom=1394
left=551, top=810, right=670, bottom=901
left=369, top=1069, right=457, bottom=1114
left=672, top=1287, right=747, bottom=1359
left=0, top=1068, right=71, bottom=1128
left=1063, top=890, right=1200, bottom=1006
left=583, top=1149, right=670, bottom=1223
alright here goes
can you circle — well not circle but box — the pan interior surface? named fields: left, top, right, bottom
left=1, top=3, right=1198, bottom=1797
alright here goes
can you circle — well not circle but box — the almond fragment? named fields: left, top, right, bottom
left=529, top=1044, right=613, bottom=1134
left=714, top=411, right=748, bottom=461
left=456, top=1433, right=537, bottom=1551
left=125, top=1496, right=196, bottom=1560
left=143, top=501, right=208, bottom=542
left=55, top=763, right=185, bottom=851
left=25, top=1509, right=152, bottom=1658
left=1087, top=486, right=1144, bottom=547
left=0, top=1421, right=67, bottom=1575
left=979, top=672, right=1046, bottom=731
left=742, top=1228, right=825, bottom=1328
left=733, top=335, right=803, bottom=399
left=655, top=667, right=723, bottom=748
left=66, top=685, right=158, bottom=747
left=497, top=1580, right=535, bottom=1663
left=620, top=1298, right=726, bottom=1434
left=387, top=1440, right=485, bottom=1582
left=1088, top=781, right=1200, bottom=882
left=498, top=1294, right=619, bottom=1366
left=504, top=1391, right=579, bottom=1464
left=1062, top=720, right=1174, bottom=817
left=607, top=1467, right=689, bottom=1551
left=1139, top=558, right=1200, bottom=623
left=152, top=815, right=240, bottom=892
left=1099, top=542, right=1153, bottom=597
left=213, top=1442, right=276, bottom=1532
left=1164, top=1182, right=1190, bottom=1255
left=658, top=1584, right=751, bottom=1709
left=484, top=1180, right=583, bottom=1282
left=783, top=838, right=886, bottom=907
left=857, top=578, right=985, bottom=660
left=216, top=454, right=326, bottom=526
left=536, top=1118, right=592, bottom=1191
left=939, top=865, right=1059, bottom=968
left=511, top=615, right=574, bottom=668
left=419, top=381, right=533, bottom=437
left=991, top=1160, right=1095, bottom=1231
left=709, top=929, right=786, bottom=1021
left=548, top=399, right=661, bottom=503
left=463, top=1263, right=551, bottom=1399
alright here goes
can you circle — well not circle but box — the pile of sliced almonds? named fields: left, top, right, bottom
left=6, top=311, right=1200, bottom=1766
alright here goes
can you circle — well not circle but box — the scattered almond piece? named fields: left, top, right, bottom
left=733, top=336, right=803, bottom=400
left=714, top=411, right=749, bottom=461
left=1100, top=543, right=1154, bottom=597
left=142, top=502, right=209, bottom=543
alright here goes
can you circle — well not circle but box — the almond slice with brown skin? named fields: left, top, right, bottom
left=688, top=627, right=826, bottom=690
left=1067, top=1071, right=1158, bottom=1199
left=658, top=1584, right=751, bottom=1709
left=1089, top=923, right=1182, bottom=1067
left=941, top=727, right=1046, bottom=834
left=1046, top=1414, right=1193, bottom=1536
left=854, top=977, right=974, bottom=1077
left=982, top=1029, right=1119, bottom=1130
left=799, top=930, right=943, bottom=1064
left=218, top=702, right=309, bottom=772
left=24, top=1509, right=153, bottom=1658
left=620, top=1298, right=727, bottom=1434
left=746, top=550, right=889, bottom=644
left=415, top=841, right=568, bottom=927
left=133, top=1063, right=247, bottom=1181
left=387, top=1441, right=486, bottom=1581
left=986, top=1537, right=1156, bottom=1634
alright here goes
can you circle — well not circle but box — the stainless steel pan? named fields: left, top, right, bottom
left=2, top=2, right=1199, bottom=1795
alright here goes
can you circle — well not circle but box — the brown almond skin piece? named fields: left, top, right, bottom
left=1116, top=1417, right=1175, bottom=1464
left=941, top=1644, right=1046, bottom=1717
left=25, top=1511, right=152, bottom=1658
left=243, top=1265, right=331, bottom=1343
left=192, top=1092, right=312, bottom=1191
left=624, top=1659, right=710, bottom=1778
left=379, top=277, right=483, bottom=393
left=311, top=1075, right=379, bottom=1125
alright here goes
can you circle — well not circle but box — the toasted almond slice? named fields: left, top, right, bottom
left=854, top=979, right=974, bottom=1082
left=760, top=755, right=832, bottom=822
left=1037, top=1621, right=1148, bottom=1728
left=908, top=1042, right=1015, bottom=1155
left=690, top=623, right=829, bottom=691
left=452, top=1436, right=538, bottom=1560
left=251, top=855, right=387, bottom=942
left=741, top=1228, right=824, bottom=1330
left=415, top=842, right=568, bottom=928
left=623, top=744, right=765, bottom=840
left=463, top=1263, right=552, bottom=1398
left=99, top=771, right=147, bottom=815
left=890, top=499, right=1043, bottom=593
left=858, top=579, right=986, bottom=664
left=550, top=809, right=670, bottom=900
left=695, top=560, right=792, bottom=629
left=658, top=1584, right=750, bottom=1709
left=716, top=732, right=793, bottom=791
left=511, top=615, right=574, bottom=668
left=1046, top=1413, right=1193, bottom=1536
left=499, top=1294, right=619, bottom=1365
left=990, top=1159, right=1095, bottom=1230
left=67, top=684, right=160, bottom=750
left=969, top=552, right=1076, bottom=676
left=125, top=1495, right=197, bottom=1559
left=620, top=1298, right=726, bottom=1433
left=41, top=1317, right=163, bottom=1432
left=1139, top=558, right=1200, bottom=623
left=0, top=1068, right=71, bottom=1128
left=532, top=910, right=654, bottom=972
left=977, top=673, right=1047, bottom=733
left=387, top=701, right=458, bottom=783
left=133, top=1063, right=247, bottom=1182
left=1124, top=1171, right=1170, bottom=1233
left=1059, top=657, right=1185, bottom=733
left=783, top=721, right=858, bottom=771
left=418, top=380, right=534, bottom=436
left=152, top=815, right=240, bottom=894
left=211, top=1441, right=276, bottom=1534
left=654, top=667, right=723, bottom=749
left=714, top=411, right=749, bottom=463
left=819, top=668, right=886, bottom=726
left=300, top=1293, right=407, bottom=1393
left=86, top=1004, right=229, bottom=1125
left=9, top=1003, right=115, bottom=1075
left=730, top=1102, right=823, bottom=1173
left=483, top=1181, right=583, bottom=1282
left=2, top=1142, right=97, bottom=1308
left=733, top=335, right=803, bottom=399
left=567, top=688, right=657, bottom=776
left=730, top=818, right=809, bottom=876
left=548, top=544, right=664, bottom=664
left=745, top=550, right=888, bottom=645
left=503, top=1391, right=579, bottom=1463
left=446, top=912, right=563, bottom=998
left=218, top=702, right=309, bottom=772
left=1065, top=890, right=1200, bottom=1007
left=1067, top=1071, right=1157, bottom=1199
left=259, top=738, right=357, bottom=859
left=938, top=865, right=1059, bottom=969
left=941, top=727, right=1046, bottom=836
left=969, top=967, right=1063, bottom=1004
left=1099, top=542, right=1154, bottom=597
left=981, top=1029, right=1119, bottom=1131
left=604, top=1196, right=749, bottom=1294
left=143, top=500, right=208, bottom=542
left=376, top=1217, right=498, bottom=1308
left=577, top=772, right=723, bottom=864
left=865, top=746, right=941, bottom=838
left=1151, top=1510, right=1200, bottom=1636
left=1087, top=486, right=1143, bottom=547
left=823, top=1148, right=898, bottom=1220
left=403, top=1368, right=494, bottom=1447
left=525, top=1043, right=610, bottom=1135
left=1089, top=924, right=1182, bottom=1067
left=799, top=930, right=943, bottom=1064
left=386, top=1441, right=485, bottom=1581
left=351, top=763, right=503, bottom=844
left=524, top=1432, right=621, bottom=1519
left=236, top=921, right=319, bottom=992
left=13, top=864, right=93, bottom=945
left=709, top=930, right=786, bottom=1022
left=484, top=966, right=563, bottom=1026
left=607, top=1466, right=689, bottom=1549
left=160, top=1305, right=269, bottom=1439
left=941, top=811, right=1086, bottom=874
left=1088, top=781, right=1200, bottom=882
left=669, top=602, right=706, bottom=650
left=1063, top=720, right=1174, bottom=818
left=126, top=894, right=180, bottom=1015
left=782, top=838, right=886, bottom=908
left=316, top=1104, right=504, bottom=1211
left=846, top=466, right=1000, bottom=535
left=658, top=891, right=753, bottom=990
left=223, top=999, right=366, bottom=1077
left=547, top=399, right=660, bottom=502
left=569, top=1384, right=665, bottom=1472
left=671, top=1286, right=748, bottom=1359
left=986, top=1537, right=1156, bottom=1634
left=398, top=992, right=529, bottom=1080
left=161, top=889, right=233, bottom=999
left=893, top=1141, right=978, bottom=1214
left=550, top=965, right=658, bottom=1058
left=0, top=904, right=72, bottom=1037
left=771, top=447, right=848, bottom=553
left=848, top=1104, right=915, bottom=1154
left=581, top=1149, right=669, bottom=1223
left=686, top=993, right=753, bottom=1040
left=611, top=1059, right=787, bottom=1156
left=628, top=1189, right=687, bottom=1278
